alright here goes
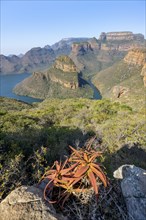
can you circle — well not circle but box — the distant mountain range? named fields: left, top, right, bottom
left=0, top=31, right=145, bottom=74
left=0, top=38, right=90, bottom=74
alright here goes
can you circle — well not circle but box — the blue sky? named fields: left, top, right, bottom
left=1, top=0, right=145, bottom=55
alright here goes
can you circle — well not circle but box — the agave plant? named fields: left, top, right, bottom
left=41, top=158, right=78, bottom=202
left=69, top=146, right=107, bottom=198
left=41, top=140, right=108, bottom=207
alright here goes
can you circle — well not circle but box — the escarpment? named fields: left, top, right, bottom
left=141, top=63, right=146, bottom=87
left=92, top=47, right=146, bottom=106
left=124, top=48, right=146, bottom=66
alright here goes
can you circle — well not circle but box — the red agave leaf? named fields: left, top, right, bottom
left=74, top=165, right=89, bottom=177
left=87, top=170, right=98, bottom=197
left=90, top=165, right=107, bottom=187
left=69, top=145, right=82, bottom=159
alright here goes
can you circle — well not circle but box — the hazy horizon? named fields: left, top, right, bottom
left=1, top=0, right=145, bottom=56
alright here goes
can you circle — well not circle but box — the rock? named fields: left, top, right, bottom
left=113, top=165, right=146, bottom=220
left=112, top=85, right=129, bottom=98
left=0, top=185, right=66, bottom=220
left=141, top=63, right=146, bottom=87
left=124, top=48, right=146, bottom=66
left=53, top=55, right=77, bottom=72
left=71, top=42, right=93, bottom=55
left=106, top=31, right=134, bottom=41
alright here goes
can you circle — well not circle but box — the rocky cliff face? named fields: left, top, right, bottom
left=141, top=63, right=146, bottom=87
left=99, top=32, right=145, bottom=52
left=49, top=73, right=79, bottom=89
left=124, top=49, right=146, bottom=87
left=124, top=49, right=146, bottom=66
left=92, top=47, right=145, bottom=106
left=71, top=42, right=93, bottom=55
left=99, top=31, right=144, bottom=42
left=53, top=55, right=77, bottom=73
left=106, top=31, right=134, bottom=41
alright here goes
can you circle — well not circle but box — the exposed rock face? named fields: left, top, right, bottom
left=49, top=73, right=78, bottom=89
left=99, top=31, right=144, bottom=42
left=113, top=165, right=146, bottom=220
left=106, top=31, right=134, bottom=40
left=98, top=32, right=145, bottom=52
left=0, top=185, right=66, bottom=220
left=99, top=32, right=106, bottom=41
left=53, top=55, right=77, bottom=72
left=112, top=86, right=129, bottom=98
left=124, top=48, right=146, bottom=66
left=71, top=42, right=93, bottom=55
left=141, top=63, right=146, bottom=86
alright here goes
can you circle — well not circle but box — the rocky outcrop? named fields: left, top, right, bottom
left=99, top=31, right=144, bottom=42
left=141, top=63, right=146, bottom=87
left=106, top=31, right=134, bottom=40
left=49, top=73, right=79, bottom=89
left=53, top=55, right=77, bottom=72
left=112, top=86, right=129, bottom=98
left=71, top=42, right=93, bottom=55
left=124, top=48, right=146, bottom=66
left=0, top=185, right=66, bottom=220
left=98, top=32, right=145, bottom=52
left=113, top=165, right=146, bottom=220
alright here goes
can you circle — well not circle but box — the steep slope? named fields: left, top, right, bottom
left=13, top=56, right=93, bottom=99
left=70, top=39, right=126, bottom=78
left=0, top=55, right=21, bottom=73
left=20, top=47, right=56, bottom=72
left=92, top=48, right=146, bottom=107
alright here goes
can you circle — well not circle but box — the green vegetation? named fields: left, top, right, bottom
left=92, top=61, right=145, bottom=108
left=0, top=97, right=146, bottom=202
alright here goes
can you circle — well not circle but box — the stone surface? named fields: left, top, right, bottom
left=112, top=85, right=129, bottom=98
left=71, top=42, right=93, bottom=55
left=141, top=63, right=146, bottom=87
left=53, top=55, right=77, bottom=73
left=113, top=165, right=146, bottom=220
left=0, top=185, right=66, bottom=220
left=124, top=48, right=146, bottom=66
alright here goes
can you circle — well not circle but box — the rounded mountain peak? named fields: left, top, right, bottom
left=53, top=55, right=78, bottom=72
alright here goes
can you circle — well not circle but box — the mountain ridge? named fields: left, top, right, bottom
left=1, top=31, right=145, bottom=74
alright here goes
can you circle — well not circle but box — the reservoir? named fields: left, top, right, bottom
left=0, top=73, right=101, bottom=103
left=0, top=73, right=42, bottom=104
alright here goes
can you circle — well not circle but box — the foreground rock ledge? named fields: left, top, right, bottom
left=0, top=186, right=66, bottom=220
left=114, top=165, right=146, bottom=220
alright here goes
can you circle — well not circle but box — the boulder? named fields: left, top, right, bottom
left=113, top=165, right=146, bottom=220
left=0, top=185, right=67, bottom=220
